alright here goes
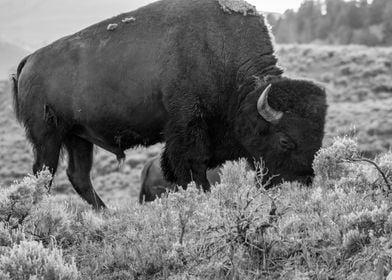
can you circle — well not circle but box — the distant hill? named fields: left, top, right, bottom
left=0, top=0, right=280, bottom=51
left=0, top=0, right=155, bottom=79
left=0, top=0, right=155, bottom=50
left=0, top=40, right=28, bottom=80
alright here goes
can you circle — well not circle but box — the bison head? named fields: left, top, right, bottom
left=235, top=77, right=327, bottom=187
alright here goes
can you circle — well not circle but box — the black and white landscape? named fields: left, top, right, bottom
left=0, top=0, right=392, bottom=279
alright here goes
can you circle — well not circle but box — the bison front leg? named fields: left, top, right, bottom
left=162, top=120, right=211, bottom=192
left=64, top=135, right=106, bottom=209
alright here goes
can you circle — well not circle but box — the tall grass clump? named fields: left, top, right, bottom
left=0, top=169, right=51, bottom=229
left=25, top=197, right=78, bottom=246
left=373, top=152, right=392, bottom=189
left=313, top=136, right=359, bottom=181
left=0, top=240, right=78, bottom=280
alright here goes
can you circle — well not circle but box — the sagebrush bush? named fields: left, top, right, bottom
left=0, top=240, right=78, bottom=280
left=342, top=202, right=389, bottom=237
left=374, top=152, right=392, bottom=189
left=2, top=137, right=392, bottom=279
left=176, top=160, right=274, bottom=278
left=342, top=229, right=369, bottom=259
left=0, top=169, right=51, bottom=228
left=0, top=223, right=12, bottom=247
left=313, top=136, right=359, bottom=181
left=26, top=197, right=77, bottom=246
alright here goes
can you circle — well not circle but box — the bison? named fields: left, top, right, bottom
left=12, top=0, right=327, bottom=209
left=139, top=156, right=221, bottom=203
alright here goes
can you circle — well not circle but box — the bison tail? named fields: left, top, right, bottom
left=11, top=55, right=29, bottom=123
left=11, top=75, right=20, bottom=122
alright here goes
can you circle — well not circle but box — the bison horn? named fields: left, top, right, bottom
left=257, top=84, right=283, bottom=122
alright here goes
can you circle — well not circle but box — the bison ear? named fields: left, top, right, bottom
left=263, top=75, right=280, bottom=84
left=257, top=84, right=283, bottom=123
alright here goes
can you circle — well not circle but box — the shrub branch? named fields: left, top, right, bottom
left=345, top=157, right=391, bottom=192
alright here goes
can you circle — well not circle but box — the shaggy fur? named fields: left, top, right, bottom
left=13, top=0, right=327, bottom=208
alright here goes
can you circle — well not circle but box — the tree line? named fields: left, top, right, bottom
left=267, top=0, right=392, bottom=46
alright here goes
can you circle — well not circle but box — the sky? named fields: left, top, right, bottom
left=0, top=0, right=305, bottom=50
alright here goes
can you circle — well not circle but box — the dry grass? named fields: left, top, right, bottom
left=0, top=142, right=392, bottom=279
left=277, top=44, right=392, bottom=157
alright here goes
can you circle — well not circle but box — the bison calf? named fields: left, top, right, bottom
left=140, top=157, right=221, bottom=203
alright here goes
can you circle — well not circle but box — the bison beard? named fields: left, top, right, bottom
left=12, top=0, right=327, bottom=209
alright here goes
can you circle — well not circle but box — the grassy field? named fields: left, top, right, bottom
left=276, top=45, right=392, bottom=157
left=0, top=44, right=392, bottom=279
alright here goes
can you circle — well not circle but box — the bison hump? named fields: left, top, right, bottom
left=217, top=0, right=258, bottom=16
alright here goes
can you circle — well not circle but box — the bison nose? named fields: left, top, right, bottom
left=279, top=136, right=296, bottom=152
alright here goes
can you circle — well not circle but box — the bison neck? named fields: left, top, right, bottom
left=236, top=54, right=283, bottom=87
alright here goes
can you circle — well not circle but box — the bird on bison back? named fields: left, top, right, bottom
left=139, top=156, right=221, bottom=203
left=11, top=0, right=327, bottom=209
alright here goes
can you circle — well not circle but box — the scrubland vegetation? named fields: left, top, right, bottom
left=277, top=44, right=392, bottom=157
left=0, top=44, right=391, bottom=279
left=0, top=137, right=392, bottom=279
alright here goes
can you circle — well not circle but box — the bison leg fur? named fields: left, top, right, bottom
left=64, top=136, right=106, bottom=209
left=162, top=123, right=211, bottom=192
left=31, top=135, right=62, bottom=184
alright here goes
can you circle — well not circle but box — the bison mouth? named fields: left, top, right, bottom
left=295, top=173, right=314, bottom=186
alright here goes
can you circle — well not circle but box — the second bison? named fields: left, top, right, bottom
left=140, top=157, right=221, bottom=203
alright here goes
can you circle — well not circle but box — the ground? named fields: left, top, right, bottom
left=276, top=45, right=392, bottom=157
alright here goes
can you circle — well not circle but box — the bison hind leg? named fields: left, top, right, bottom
left=27, top=120, right=64, bottom=185
left=31, top=134, right=62, bottom=181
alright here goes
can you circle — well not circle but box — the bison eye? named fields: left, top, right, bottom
left=279, top=135, right=296, bottom=151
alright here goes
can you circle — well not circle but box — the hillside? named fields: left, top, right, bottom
left=0, top=40, right=28, bottom=79
left=0, top=0, right=155, bottom=50
left=276, top=44, right=392, bottom=157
